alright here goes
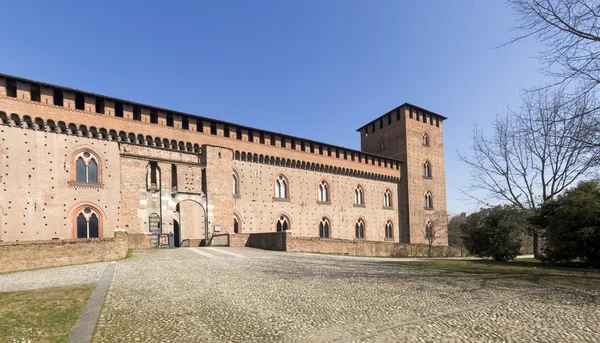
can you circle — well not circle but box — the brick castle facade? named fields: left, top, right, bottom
left=0, top=73, right=448, bottom=247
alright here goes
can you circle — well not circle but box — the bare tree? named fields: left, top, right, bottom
left=419, top=214, right=448, bottom=258
left=508, top=1, right=600, bottom=96
left=460, top=88, right=600, bottom=257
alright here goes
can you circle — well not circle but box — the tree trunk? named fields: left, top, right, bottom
left=533, top=230, right=540, bottom=259
left=428, top=243, right=432, bottom=257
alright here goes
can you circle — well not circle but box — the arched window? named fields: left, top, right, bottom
left=423, top=161, right=431, bottom=178
left=276, top=215, right=289, bottom=232
left=354, top=185, right=364, bottom=205
left=75, top=151, right=99, bottom=184
left=385, top=220, right=393, bottom=239
left=318, top=181, right=329, bottom=202
left=234, top=216, right=239, bottom=233
left=384, top=189, right=392, bottom=207
left=355, top=219, right=365, bottom=239
left=275, top=175, right=287, bottom=199
left=232, top=172, right=239, bottom=195
left=423, top=133, right=429, bottom=146
left=426, top=220, right=433, bottom=240
left=425, top=192, right=433, bottom=209
left=76, top=207, right=100, bottom=239
left=319, top=217, right=330, bottom=238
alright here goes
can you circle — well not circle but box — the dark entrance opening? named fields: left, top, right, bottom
left=173, top=219, right=180, bottom=247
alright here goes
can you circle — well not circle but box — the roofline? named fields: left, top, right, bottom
left=355, top=102, right=448, bottom=132
left=0, top=72, right=403, bottom=164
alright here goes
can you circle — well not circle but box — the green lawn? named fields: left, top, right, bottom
left=394, top=259, right=600, bottom=290
left=0, top=284, right=94, bottom=343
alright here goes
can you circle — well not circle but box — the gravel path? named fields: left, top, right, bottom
left=0, top=262, right=107, bottom=292
left=91, top=248, right=600, bottom=342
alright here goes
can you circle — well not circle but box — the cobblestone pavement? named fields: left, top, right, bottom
left=0, top=262, right=107, bottom=292
left=92, top=248, right=600, bottom=342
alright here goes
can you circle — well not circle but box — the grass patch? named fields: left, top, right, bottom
left=0, top=284, right=94, bottom=343
left=393, top=259, right=600, bottom=289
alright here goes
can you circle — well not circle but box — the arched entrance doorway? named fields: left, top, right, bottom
left=173, top=219, right=181, bottom=247
left=174, top=199, right=205, bottom=247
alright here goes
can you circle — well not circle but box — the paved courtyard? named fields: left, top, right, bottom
left=88, top=248, right=599, bottom=342
left=2, top=248, right=599, bottom=342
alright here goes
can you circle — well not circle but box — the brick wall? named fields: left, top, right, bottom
left=0, top=231, right=130, bottom=273
left=229, top=232, right=287, bottom=251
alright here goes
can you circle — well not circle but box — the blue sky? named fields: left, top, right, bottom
left=0, top=0, right=545, bottom=213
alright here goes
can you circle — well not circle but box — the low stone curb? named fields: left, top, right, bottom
left=68, top=261, right=116, bottom=343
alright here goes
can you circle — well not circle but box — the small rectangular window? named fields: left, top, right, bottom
left=171, top=164, right=178, bottom=190
left=310, top=143, right=314, bottom=153
left=75, top=92, right=85, bottom=110
left=236, top=128, right=242, bottom=140
left=301, top=141, right=305, bottom=152
left=378, top=158, right=381, bottom=166
left=328, top=146, right=332, bottom=157
left=436, top=117, right=440, bottom=127
left=248, top=129, right=254, bottom=142
left=224, top=125, right=230, bottom=138
left=281, top=136, right=287, bottom=148
left=6, top=79, right=17, bottom=97
left=291, top=139, right=296, bottom=150
left=95, top=97, right=104, bottom=114
left=351, top=152, right=355, bottom=161
left=409, top=109, right=414, bottom=119
left=133, top=106, right=142, bottom=121
left=396, top=110, right=400, bottom=120
left=53, top=88, right=64, bottom=106
left=196, top=119, right=203, bottom=132
left=115, top=101, right=123, bottom=117
left=270, top=134, right=276, bottom=146
left=423, top=112, right=427, bottom=123
left=150, top=110, right=158, bottom=124
left=344, top=151, right=347, bottom=160
left=336, top=149, right=340, bottom=158
left=210, top=122, right=217, bottom=135
left=166, top=112, right=174, bottom=127
left=182, top=115, right=189, bottom=130
left=30, top=85, right=41, bottom=102
left=319, top=144, right=323, bottom=155
left=388, top=114, right=392, bottom=125
left=259, top=132, right=265, bottom=144
left=371, top=122, right=375, bottom=132
left=379, top=118, right=383, bottom=129
left=430, top=115, right=434, bottom=125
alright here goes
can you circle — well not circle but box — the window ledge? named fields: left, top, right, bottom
left=353, top=204, right=366, bottom=208
left=424, top=207, right=434, bottom=211
left=68, top=181, right=104, bottom=188
left=233, top=194, right=241, bottom=199
left=422, top=144, right=430, bottom=147
left=383, top=206, right=394, bottom=210
left=423, top=176, right=433, bottom=180
left=317, top=201, right=331, bottom=205
left=272, top=197, right=290, bottom=202
left=354, top=237, right=366, bottom=240
left=384, top=237, right=395, bottom=241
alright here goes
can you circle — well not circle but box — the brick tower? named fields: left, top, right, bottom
left=357, top=103, right=448, bottom=244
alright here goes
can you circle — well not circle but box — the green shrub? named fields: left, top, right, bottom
left=461, top=205, right=528, bottom=261
left=534, top=180, right=600, bottom=266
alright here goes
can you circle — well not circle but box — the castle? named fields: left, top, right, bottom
left=0, top=73, right=447, bottom=248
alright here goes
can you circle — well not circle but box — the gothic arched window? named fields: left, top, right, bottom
left=384, top=189, right=392, bottom=208
left=385, top=220, right=393, bottom=239
left=319, top=217, right=330, bottom=238
left=355, top=219, right=365, bottom=239
left=233, top=172, right=239, bottom=196
left=318, top=181, right=329, bottom=202
left=354, top=186, right=364, bottom=205
left=76, top=207, right=100, bottom=239
left=425, top=192, right=433, bottom=209
left=75, top=151, right=99, bottom=184
left=276, top=215, right=290, bottom=232
left=424, top=161, right=432, bottom=178
left=275, top=175, right=288, bottom=199
left=423, top=133, right=430, bottom=146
